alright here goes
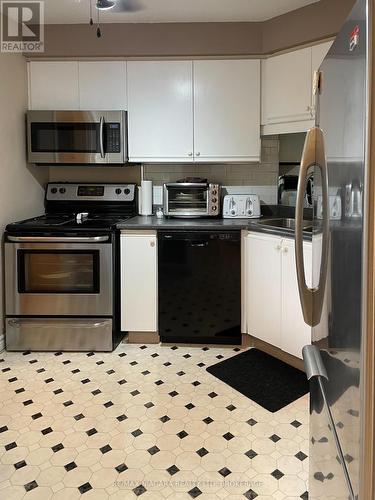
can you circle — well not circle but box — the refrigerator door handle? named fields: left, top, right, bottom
left=295, top=127, right=330, bottom=326
left=302, top=346, right=355, bottom=500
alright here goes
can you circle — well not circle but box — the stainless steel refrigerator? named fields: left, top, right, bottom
left=295, top=0, right=375, bottom=498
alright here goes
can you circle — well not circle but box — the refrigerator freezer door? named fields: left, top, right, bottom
left=303, top=0, right=366, bottom=498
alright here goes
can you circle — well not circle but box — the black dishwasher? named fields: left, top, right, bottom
left=158, top=231, right=241, bottom=344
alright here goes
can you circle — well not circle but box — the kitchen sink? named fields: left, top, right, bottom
left=258, top=218, right=312, bottom=232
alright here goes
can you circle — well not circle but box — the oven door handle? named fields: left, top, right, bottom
left=7, top=235, right=110, bottom=243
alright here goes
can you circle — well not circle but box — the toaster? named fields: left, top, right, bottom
left=223, top=194, right=261, bottom=218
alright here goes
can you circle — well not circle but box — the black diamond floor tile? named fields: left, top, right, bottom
left=24, top=480, right=38, bottom=492
left=78, top=482, right=92, bottom=494
left=133, top=485, right=147, bottom=496
left=147, top=446, right=160, bottom=455
left=188, top=486, right=202, bottom=498
left=166, top=465, right=179, bottom=476
left=115, top=463, right=128, bottom=473
left=196, top=447, right=209, bottom=457
left=218, top=467, right=232, bottom=477
left=64, top=461, right=77, bottom=472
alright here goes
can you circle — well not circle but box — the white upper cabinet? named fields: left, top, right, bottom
left=29, top=61, right=127, bottom=111
left=29, top=61, right=79, bottom=110
left=193, top=60, right=260, bottom=162
left=262, top=48, right=312, bottom=129
left=127, top=61, right=194, bottom=162
left=78, top=61, right=127, bottom=110
left=261, top=41, right=333, bottom=135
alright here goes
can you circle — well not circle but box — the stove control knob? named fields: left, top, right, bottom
left=124, top=188, right=131, bottom=195
left=212, top=197, right=217, bottom=203
left=212, top=206, right=217, bottom=212
left=115, top=188, right=122, bottom=195
left=51, top=187, right=57, bottom=194
left=212, top=189, right=217, bottom=196
left=59, top=187, right=66, bottom=194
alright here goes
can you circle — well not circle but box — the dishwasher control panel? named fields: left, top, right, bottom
left=223, top=194, right=261, bottom=219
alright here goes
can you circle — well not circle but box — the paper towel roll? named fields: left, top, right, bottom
left=139, top=180, right=153, bottom=215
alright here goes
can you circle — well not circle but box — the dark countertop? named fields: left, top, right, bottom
left=117, top=214, right=313, bottom=241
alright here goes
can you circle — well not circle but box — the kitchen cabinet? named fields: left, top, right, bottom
left=28, top=61, right=127, bottom=111
left=28, top=61, right=79, bottom=110
left=127, top=59, right=260, bottom=163
left=245, top=232, right=312, bottom=359
left=280, top=237, right=312, bottom=358
left=246, top=233, right=282, bottom=348
left=261, top=41, right=333, bottom=135
left=193, top=60, right=260, bottom=162
left=127, top=61, right=194, bottom=162
left=78, top=61, right=127, bottom=110
left=120, top=231, right=158, bottom=332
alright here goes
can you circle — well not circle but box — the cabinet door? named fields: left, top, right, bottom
left=193, top=60, right=260, bottom=162
left=79, top=62, right=127, bottom=110
left=28, top=61, right=79, bottom=110
left=311, top=41, right=333, bottom=74
left=261, top=47, right=312, bottom=126
left=281, top=239, right=312, bottom=359
left=121, top=231, right=157, bottom=332
left=246, top=233, right=282, bottom=348
left=127, top=61, right=194, bottom=162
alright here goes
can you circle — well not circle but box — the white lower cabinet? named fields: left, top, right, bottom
left=246, top=232, right=312, bottom=359
left=120, top=231, right=158, bottom=332
left=280, top=238, right=312, bottom=359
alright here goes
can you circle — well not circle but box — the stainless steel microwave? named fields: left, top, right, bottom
left=26, top=110, right=128, bottom=164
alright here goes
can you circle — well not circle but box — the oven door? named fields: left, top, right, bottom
left=5, top=236, right=112, bottom=316
left=27, top=110, right=127, bottom=164
left=164, top=183, right=209, bottom=217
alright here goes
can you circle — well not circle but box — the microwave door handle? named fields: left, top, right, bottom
left=99, top=116, right=105, bottom=159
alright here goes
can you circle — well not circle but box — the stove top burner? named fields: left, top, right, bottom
left=6, top=212, right=134, bottom=233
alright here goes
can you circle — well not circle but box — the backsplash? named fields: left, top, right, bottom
left=144, top=136, right=279, bottom=185
left=48, top=136, right=279, bottom=203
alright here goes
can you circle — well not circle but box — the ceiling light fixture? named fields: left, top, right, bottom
left=96, top=0, right=115, bottom=10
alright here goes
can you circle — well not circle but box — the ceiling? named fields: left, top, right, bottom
left=43, top=0, right=321, bottom=24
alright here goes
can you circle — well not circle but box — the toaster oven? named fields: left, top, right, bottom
left=163, top=182, right=221, bottom=218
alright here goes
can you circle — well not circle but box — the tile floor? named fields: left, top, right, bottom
left=0, top=343, right=309, bottom=499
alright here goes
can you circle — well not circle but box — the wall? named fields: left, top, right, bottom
left=49, top=137, right=279, bottom=205
left=26, top=0, right=355, bottom=58
left=0, top=53, right=47, bottom=350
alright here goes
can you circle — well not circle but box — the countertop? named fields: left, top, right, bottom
left=117, top=215, right=313, bottom=241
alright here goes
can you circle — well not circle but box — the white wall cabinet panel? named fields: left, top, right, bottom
left=78, top=61, right=127, bottom=110
left=193, top=60, right=260, bottom=162
left=246, top=233, right=282, bottom=348
left=262, top=48, right=312, bottom=127
left=127, top=61, right=194, bottom=162
left=281, top=238, right=312, bottom=359
left=261, top=41, right=334, bottom=135
left=311, top=41, right=333, bottom=75
left=29, top=61, right=79, bottom=110
left=121, top=231, right=158, bottom=332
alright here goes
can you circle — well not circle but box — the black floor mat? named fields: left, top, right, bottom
left=206, top=348, right=309, bottom=412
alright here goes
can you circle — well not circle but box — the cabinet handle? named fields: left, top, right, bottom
left=150, top=241, right=155, bottom=247
left=276, top=244, right=282, bottom=251
left=188, top=152, right=193, bottom=157
left=283, top=247, right=288, bottom=253
left=196, top=152, right=201, bottom=156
